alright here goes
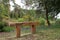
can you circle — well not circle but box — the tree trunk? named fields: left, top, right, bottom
left=46, top=11, right=50, bottom=26
left=45, top=3, right=50, bottom=26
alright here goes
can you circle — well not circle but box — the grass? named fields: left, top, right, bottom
left=3, top=26, right=15, bottom=32
left=35, top=24, right=60, bottom=40
left=19, top=23, right=60, bottom=40
left=0, top=22, right=60, bottom=40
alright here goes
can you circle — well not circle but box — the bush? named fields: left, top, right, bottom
left=38, top=17, right=45, bottom=25
left=3, top=26, right=14, bottom=32
left=0, top=21, right=14, bottom=32
left=56, top=19, right=60, bottom=24
left=0, top=21, right=7, bottom=32
left=18, top=18, right=25, bottom=22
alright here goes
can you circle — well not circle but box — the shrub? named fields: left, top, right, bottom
left=56, top=19, right=60, bottom=24
left=38, top=17, right=45, bottom=25
left=0, top=21, right=14, bottom=32
left=0, top=21, right=7, bottom=32
left=18, top=18, right=25, bottom=22
left=3, top=26, right=14, bottom=32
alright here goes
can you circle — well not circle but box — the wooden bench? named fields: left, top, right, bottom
left=9, top=22, right=39, bottom=38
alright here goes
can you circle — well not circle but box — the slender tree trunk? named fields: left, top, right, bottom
left=45, top=3, right=50, bottom=26
left=46, top=10, right=50, bottom=26
left=7, top=0, right=10, bottom=20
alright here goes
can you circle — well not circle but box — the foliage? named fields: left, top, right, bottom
left=0, top=0, right=60, bottom=31
left=18, top=18, right=25, bottom=22
left=0, top=21, right=7, bottom=32
left=56, top=19, right=60, bottom=24
left=3, top=26, right=14, bottom=32
left=36, top=17, right=45, bottom=25
left=0, top=21, right=14, bottom=32
left=0, top=0, right=9, bottom=20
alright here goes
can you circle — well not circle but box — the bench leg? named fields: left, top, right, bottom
left=31, top=25, right=36, bottom=34
left=16, top=25, right=21, bottom=38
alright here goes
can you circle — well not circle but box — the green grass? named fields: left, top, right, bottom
left=2, top=22, right=59, bottom=40
left=20, top=23, right=60, bottom=40
left=35, top=24, right=60, bottom=40
left=3, top=26, right=15, bottom=32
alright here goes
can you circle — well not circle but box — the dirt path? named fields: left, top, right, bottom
left=2, top=34, right=38, bottom=40
left=0, top=32, right=39, bottom=40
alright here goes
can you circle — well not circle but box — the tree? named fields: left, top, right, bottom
left=36, top=0, right=60, bottom=26
left=23, top=0, right=51, bottom=26
left=0, top=0, right=9, bottom=20
left=11, top=0, right=25, bottom=19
